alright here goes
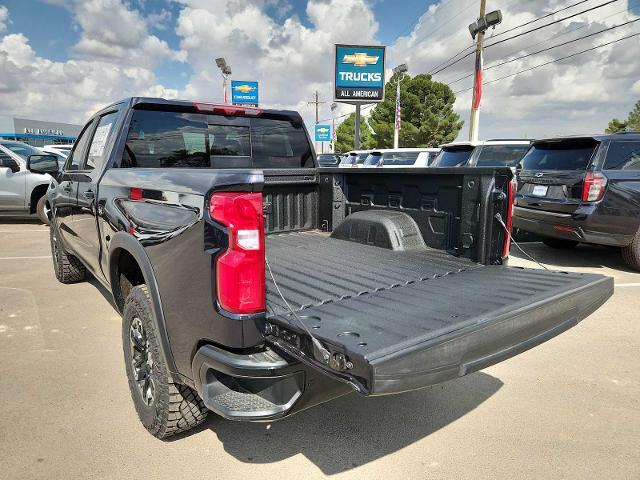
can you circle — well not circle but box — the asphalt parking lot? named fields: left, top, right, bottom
left=1, top=221, right=638, bottom=480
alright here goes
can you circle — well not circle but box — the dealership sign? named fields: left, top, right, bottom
left=334, top=44, right=386, bottom=102
left=231, top=80, right=259, bottom=106
left=315, top=124, right=331, bottom=142
left=24, top=127, right=64, bottom=136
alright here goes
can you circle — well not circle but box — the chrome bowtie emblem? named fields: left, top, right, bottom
left=535, top=172, right=544, bottom=178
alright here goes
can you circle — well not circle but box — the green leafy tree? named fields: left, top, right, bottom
left=368, top=73, right=463, bottom=148
left=606, top=100, right=640, bottom=133
left=335, top=113, right=376, bottom=153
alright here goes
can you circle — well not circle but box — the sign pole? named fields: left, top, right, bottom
left=354, top=104, right=361, bottom=150
left=469, top=0, right=486, bottom=142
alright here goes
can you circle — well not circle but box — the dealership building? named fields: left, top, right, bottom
left=0, top=115, right=81, bottom=147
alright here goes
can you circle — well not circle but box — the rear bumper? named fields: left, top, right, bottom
left=513, top=206, right=632, bottom=246
left=191, top=344, right=351, bottom=421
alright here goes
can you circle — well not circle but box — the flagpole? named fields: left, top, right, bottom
left=469, top=0, right=486, bottom=142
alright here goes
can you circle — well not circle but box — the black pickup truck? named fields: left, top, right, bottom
left=47, top=97, right=613, bottom=439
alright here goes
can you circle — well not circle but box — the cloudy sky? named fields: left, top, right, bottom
left=1, top=0, right=639, bottom=140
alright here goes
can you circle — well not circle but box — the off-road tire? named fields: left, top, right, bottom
left=36, top=195, right=50, bottom=225
left=542, top=238, right=579, bottom=249
left=50, top=225, right=86, bottom=283
left=621, top=229, right=640, bottom=271
left=123, top=285, right=208, bottom=439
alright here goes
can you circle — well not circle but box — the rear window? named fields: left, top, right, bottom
left=364, top=152, right=382, bottom=166
left=382, top=151, right=420, bottom=166
left=603, top=141, right=640, bottom=170
left=341, top=154, right=357, bottom=165
left=122, top=109, right=313, bottom=169
left=521, top=142, right=597, bottom=171
left=475, top=145, right=530, bottom=167
left=434, top=147, right=474, bottom=167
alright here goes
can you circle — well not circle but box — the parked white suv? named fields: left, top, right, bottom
left=363, top=148, right=441, bottom=168
left=0, top=141, right=60, bottom=224
left=433, top=140, right=532, bottom=168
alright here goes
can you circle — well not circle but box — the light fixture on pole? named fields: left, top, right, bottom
left=215, top=57, right=232, bottom=104
left=392, top=63, right=408, bottom=149
left=467, top=6, right=502, bottom=142
left=330, top=102, right=338, bottom=153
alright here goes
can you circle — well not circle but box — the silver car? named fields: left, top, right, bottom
left=0, top=141, right=60, bottom=224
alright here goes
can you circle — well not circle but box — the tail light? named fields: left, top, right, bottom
left=502, top=179, right=515, bottom=258
left=194, top=102, right=262, bottom=116
left=582, top=171, right=607, bottom=202
left=210, top=192, right=265, bottom=314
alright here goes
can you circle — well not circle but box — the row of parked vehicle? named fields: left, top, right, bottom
left=319, top=132, right=640, bottom=271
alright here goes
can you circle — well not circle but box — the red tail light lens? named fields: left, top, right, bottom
left=502, top=179, right=515, bottom=258
left=582, top=171, right=607, bottom=202
left=210, top=192, right=265, bottom=314
left=194, top=102, right=262, bottom=116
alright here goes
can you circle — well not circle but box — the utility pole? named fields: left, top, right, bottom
left=330, top=102, right=337, bottom=153
left=469, top=0, right=486, bottom=142
left=392, top=63, right=408, bottom=149
left=307, top=90, right=325, bottom=152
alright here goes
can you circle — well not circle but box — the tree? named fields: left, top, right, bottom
left=606, top=100, right=640, bottom=133
left=335, top=113, right=376, bottom=153
left=368, top=73, right=463, bottom=148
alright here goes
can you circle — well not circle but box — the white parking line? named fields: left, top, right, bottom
left=0, top=256, right=51, bottom=260
left=0, top=230, right=48, bottom=233
left=615, top=283, right=640, bottom=287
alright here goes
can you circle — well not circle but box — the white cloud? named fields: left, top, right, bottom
left=0, top=5, right=8, bottom=32
left=389, top=0, right=640, bottom=139
left=0, top=3, right=178, bottom=123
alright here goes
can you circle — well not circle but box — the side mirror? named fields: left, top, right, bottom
left=27, top=154, right=59, bottom=175
left=0, top=157, right=21, bottom=173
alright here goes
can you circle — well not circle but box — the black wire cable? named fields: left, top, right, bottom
left=428, top=0, right=595, bottom=74
left=431, top=0, right=621, bottom=76
left=446, top=17, right=640, bottom=85
left=452, top=31, right=640, bottom=95
left=491, top=0, right=592, bottom=38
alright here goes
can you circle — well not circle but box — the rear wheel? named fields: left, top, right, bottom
left=621, top=229, right=640, bottom=271
left=50, top=225, right=86, bottom=283
left=542, top=238, right=579, bottom=249
left=122, top=285, right=208, bottom=439
left=36, top=195, right=50, bottom=225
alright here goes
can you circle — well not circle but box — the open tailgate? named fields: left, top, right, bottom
left=265, top=266, right=613, bottom=395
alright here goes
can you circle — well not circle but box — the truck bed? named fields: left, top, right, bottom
left=265, top=230, right=613, bottom=395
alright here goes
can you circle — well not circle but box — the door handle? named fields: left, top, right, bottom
left=62, top=184, right=73, bottom=193
left=83, top=190, right=95, bottom=199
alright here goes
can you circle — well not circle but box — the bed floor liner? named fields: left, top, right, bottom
left=264, top=230, right=613, bottom=395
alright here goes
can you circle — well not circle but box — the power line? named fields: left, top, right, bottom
left=431, top=0, right=621, bottom=76
left=491, top=0, right=592, bottom=38
left=428, top=0, right=595, bottom=74
left=446, top=17, right=640, bottom=85
left=485, top=0, right=620, bottom=48
left=452, top=31, right=640, bottom=95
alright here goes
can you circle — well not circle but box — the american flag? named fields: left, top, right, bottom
left=472, top=49, right=483, bottom=110
left=394, top=80, right=401, bottom=130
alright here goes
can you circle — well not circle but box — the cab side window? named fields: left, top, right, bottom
left=85, top=111, right=120, bottom=171
left=603, top=141, right=640, bottom=170
left=64, top=120, right=95, bottom=171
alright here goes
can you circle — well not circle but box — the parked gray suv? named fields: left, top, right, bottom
left=0, top=141, right=59, bottom=224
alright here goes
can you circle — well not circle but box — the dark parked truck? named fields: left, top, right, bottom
left=47, top=98, right=613, bottom=439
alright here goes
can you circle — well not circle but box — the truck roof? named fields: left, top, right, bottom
left=531, top=132, right=640, bottom=144
left=99, top=97, right=303, bottom=121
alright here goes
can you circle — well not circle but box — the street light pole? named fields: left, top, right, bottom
left=392, top=63, right=408, bottom=149
left=469, top=0, right=486, bottom=142
left=215, top=57, right=232, bottom=104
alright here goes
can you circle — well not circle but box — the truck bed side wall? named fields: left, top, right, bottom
left=318, top=168, right=512, bottom=264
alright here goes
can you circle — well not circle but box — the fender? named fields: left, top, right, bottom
left=108, top=232, right=180, bottom=378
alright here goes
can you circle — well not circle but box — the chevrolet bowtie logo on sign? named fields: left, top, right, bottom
left=233, top=84, right=256, bottom=93
left=335, top=44, right=386, bottom=103
left=342, top=52, right=379, bottom=67
left=231, top=80, right=259, bottom=106
left=315, top=124, right=331, bottom=142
